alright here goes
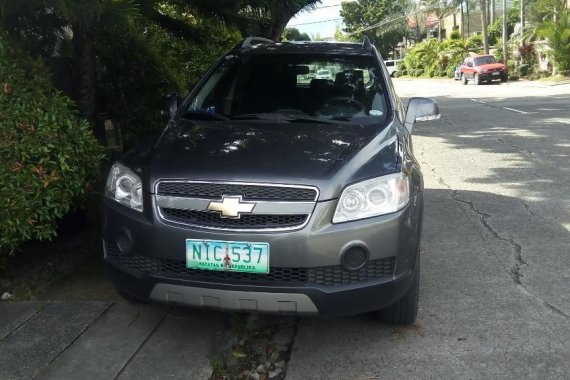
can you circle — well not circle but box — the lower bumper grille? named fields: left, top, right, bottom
left=106, top=248, right=395, bottom=287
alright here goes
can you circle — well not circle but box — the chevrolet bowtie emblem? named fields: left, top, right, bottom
left=207, top=196, right=256, bottom=219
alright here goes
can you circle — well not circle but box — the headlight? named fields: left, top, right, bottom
left=333, top=173, right=409, bottom=223
left=105, top=163, right=143, bottom=212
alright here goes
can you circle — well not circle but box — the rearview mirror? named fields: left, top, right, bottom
left=404, top=97, right=440, bottom=133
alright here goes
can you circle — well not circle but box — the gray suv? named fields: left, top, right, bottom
left=103, top=37, right=440, bottom=324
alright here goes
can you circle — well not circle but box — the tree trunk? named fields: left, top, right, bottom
left=491, top=0, right=496, bottom=23
left=453, top=12, right=457, bottom=30
left=460, top=3, right=464, bottom=37
left=72, top=26, right=97, bottom=128
left=466, top=0, right=470, bottom=36
left=520, top=0, right=525, bottom=46
left=267, top=13, right=291, bottom=41
left=438, top=17, right=443, bottom=41
left=502, top=0, right=508, bottom=62
left=480, top=0, right=489, bottom=54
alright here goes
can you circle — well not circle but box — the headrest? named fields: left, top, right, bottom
left=335, top=70, right=364, bottom=87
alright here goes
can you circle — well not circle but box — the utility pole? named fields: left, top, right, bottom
left=502, top=0, right=508, bottom=62
left=491, top=0, right=496, bottom=23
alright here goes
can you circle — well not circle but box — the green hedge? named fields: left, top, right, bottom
left=403, top=38, right=474, bottom=78
left=0, top=35, right=103, bottom=254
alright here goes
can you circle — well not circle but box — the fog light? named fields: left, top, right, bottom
left=116, top=232, right=133, bottom=255
left=341, top=245, right=368, bottom=271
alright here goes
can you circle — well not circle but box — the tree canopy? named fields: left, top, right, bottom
left=340, top=0, right=411, bottom=57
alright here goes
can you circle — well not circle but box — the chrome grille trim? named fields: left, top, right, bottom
left=155, top=195, right=315, bottom=215
left=154, top=180, right=319, bottom=232
left=154, top=180, right=319, bottom=202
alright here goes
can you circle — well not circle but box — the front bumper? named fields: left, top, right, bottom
left=103, top=192, right=422, bottom=316
left=105, top=262, right=417, bottom=316
left=479, top=72, right=507, bottom=81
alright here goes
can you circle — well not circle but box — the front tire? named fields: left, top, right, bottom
left=474, top=74, right=481, bottom=85
left=375, top=254, right=420, bottom=325
left=461, top=73, right=468, bottom=85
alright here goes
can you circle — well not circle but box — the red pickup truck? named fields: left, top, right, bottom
left=460, top=55, right=508, bottom=85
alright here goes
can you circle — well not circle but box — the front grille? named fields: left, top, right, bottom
left=106, top=247, right=395, bottom=287
left=160, top=208, right=307, bottom=229
left=156, top=182, right=318, bottom=202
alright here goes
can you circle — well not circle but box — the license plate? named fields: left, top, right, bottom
left=492, top=72, right=500, bottom=76
left=186, top=239, right=269, bottom=274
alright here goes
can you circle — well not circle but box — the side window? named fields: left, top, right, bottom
left=467, top=59, right=473, bottom=68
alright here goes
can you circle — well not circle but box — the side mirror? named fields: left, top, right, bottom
left=162, top=93, right=181, bottom=120
left=404, top=97, right=441, bottom=133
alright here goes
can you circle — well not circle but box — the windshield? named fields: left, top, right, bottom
left=187, top=54, right=389, bottom=125
left=474, top=56, right=497, bottom=66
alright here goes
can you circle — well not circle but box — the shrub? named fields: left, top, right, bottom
left=97, top=21, right=241, bottom=147
left=0, top=35, right=104, bottom=254
left=517, top=64, right=530, bottom=76
left=449, top=31, right=461, bottom=40
left=466, top=34, right=484, bottom=51
left=518, top=43, right=536, bottom=67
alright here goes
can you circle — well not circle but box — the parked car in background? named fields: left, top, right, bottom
left=453, top=63, right=462, bottom=81
left=315, top=69, right=332, bottom=79
left=460, top=55, right=508, bottom=85
left=103, top=37, right=441, bottom=324
left=384, top=59, right=402, bottom=77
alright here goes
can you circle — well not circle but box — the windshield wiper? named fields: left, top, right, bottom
left=183, top=110, right=229, bottom=121
left=232, top=113, right=349, bottom=125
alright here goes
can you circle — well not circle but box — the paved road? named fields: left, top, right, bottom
left=1, top=79, right=569, bottom=379
left=288, top=79, right=570, bottom=379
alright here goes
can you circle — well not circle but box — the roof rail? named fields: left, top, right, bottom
left=242, top=37, right=275, bottom=48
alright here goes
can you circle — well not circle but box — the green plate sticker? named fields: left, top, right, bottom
left=186, top=239, right=269, bottom=274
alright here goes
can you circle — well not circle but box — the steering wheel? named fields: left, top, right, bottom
left=319, top=97, right=364, bottom=113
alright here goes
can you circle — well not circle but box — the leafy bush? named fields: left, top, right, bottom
left=518, top=43, right=537, bottom=67
left=97, top=21, right=241, bottom=147
left=537, top=9, right=570, bottom=73
left=449, top=31, right=461, bottom=40
left=466, top=34, right=484, bottom=51
left=0, top=35, right=103, bottom=254
left=518, top=64, right=530, bottom=76
left=403, top=38, right=468, bottom=78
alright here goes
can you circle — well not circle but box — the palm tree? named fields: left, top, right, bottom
left=537, top=6, right=570, bottom=73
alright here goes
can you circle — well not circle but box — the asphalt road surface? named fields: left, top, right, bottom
left=1, top=78, right=569, bottom=379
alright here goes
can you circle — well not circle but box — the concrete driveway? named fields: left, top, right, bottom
left=1, top=78, right=569, bottom=379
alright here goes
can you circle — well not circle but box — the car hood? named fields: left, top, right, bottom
left=478, top=63, right=506, bottom=70
left=133, top=118, right=399, bottom=200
